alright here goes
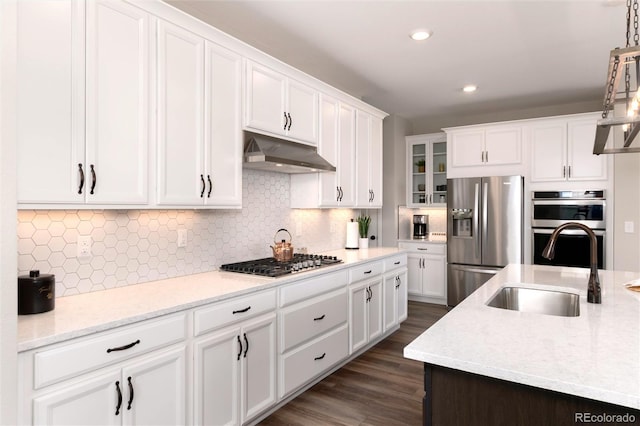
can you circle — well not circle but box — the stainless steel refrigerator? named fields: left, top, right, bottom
left=447, top=175, right=523, bottom=307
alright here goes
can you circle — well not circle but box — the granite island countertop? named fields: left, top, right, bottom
left=19, top=247, right=404, bottom=352
left=404, top=264, right=640, bottom=410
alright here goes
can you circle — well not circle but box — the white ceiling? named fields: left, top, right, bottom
left=166, top=0, right=625, bottom=122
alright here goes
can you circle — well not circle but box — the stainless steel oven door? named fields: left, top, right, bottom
left=531, top=199, right=606, bottom=229
left=532, top=228, right=605, bottom=269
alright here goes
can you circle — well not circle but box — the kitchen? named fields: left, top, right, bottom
left=2, top=0, right=640, bottom=425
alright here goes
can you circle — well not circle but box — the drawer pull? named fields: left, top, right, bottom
left=313, top=314, right=326, bottom=321
left=115, top=381, right=122, bottom=415
left=106, top=339, right=140, bottom=353
left=314, top=352, right=326, bottom=361
left=364, top=270, right=372, bottom=274
left=232, top=306, right=251, bottom=314
left=243, top=333, right=249, bottom=358
left=237, top=335, right=242, bottom=361
left=394, top=261, right=400, bottom=265
left=417, top=248, right=428, bottom=251
left=127, top=376, right=134, bottom=410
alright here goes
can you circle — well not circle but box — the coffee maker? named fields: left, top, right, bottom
left=413, top=214, right=428, bottom=239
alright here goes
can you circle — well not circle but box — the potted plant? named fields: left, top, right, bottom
left=356, top=214, right=371, bottom=249
left=415, top=159, right=426, bottom=173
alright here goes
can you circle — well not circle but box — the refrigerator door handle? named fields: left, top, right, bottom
left=474, top=183, right=480, bottom=255
left=482, top=181, right=488, bottom=262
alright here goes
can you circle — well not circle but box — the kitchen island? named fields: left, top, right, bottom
left=404, top=264, right=640, bottom=425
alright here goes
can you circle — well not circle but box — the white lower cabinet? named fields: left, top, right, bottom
left=193, top=313, right=276, bottom=425
left=20, top=314, right=188, bottom=426
left=33, top=346, right=186, bottom=426
left=383, top=268, right=408, bottom=333
left=399, top=242, right=447, bottom=304
left=349, top=277, right=383, bottom=354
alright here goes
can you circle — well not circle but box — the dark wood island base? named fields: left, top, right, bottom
left=423, top=363, right=640, bottom=426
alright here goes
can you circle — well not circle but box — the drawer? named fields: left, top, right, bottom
left=398, top=242, right=446, bottom=255
left=279, top=270, right=348, bottom=307
left=280, top=288, right=347, bottom=353
left=34, top=313, right=186, bottom=389
left=279, top=324, right=348, bottom=398
left=349, top=261, right=383, bottom=283
left=194, top=289, right=276, bottom=336
left=384, top=254, right=407, bottom=271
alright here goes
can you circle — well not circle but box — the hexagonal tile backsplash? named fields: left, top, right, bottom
left=18, top=169, right=356, bottom=297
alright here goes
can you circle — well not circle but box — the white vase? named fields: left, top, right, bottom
left=359, top=237, right=369, bottom=249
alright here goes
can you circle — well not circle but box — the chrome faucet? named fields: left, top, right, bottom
left=541, top=222, right=601, bottom=304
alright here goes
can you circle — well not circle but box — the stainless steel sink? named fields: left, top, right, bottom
left=486, top=286, right=580, bottom=317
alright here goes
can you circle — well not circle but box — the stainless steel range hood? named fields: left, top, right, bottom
left=243, top=133, right=336, bottom=173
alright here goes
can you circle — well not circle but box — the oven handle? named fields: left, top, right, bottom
left=532, top=199, right=606, bottom=206
left=532, top=228, right=606, bottom=236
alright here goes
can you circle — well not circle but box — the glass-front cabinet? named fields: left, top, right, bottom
left=406, top=133, right=447, bottom=208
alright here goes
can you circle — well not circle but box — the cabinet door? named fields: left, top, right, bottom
left=245, top=62, right=287, bottom=135
left=241, top=314, right=277, bottom=423
left=355, top=110, right=372, bottom=206
left=204, top=41, right=242, bottom=207
left=484, top=126, right=521, bottom=165
left=450, top=130, right=484, bottom=167
left=17, top=0, right=85, bottom=204
left=383, top=274, right=398, bottom=333
left=406, top=254, right=423, bottom=295
left=567, top=119, right=608, bottom=181
left=530, top=122, right=567, bottom=182
left=33, top=370, right=120, bottom=426
left=156, top=20, right=205, bottom=205
left=287, top=79, right=319, bottom=144
left=349, top=284, right=368, bottom=353
left=396, top=270, right=408, bottom=323
left=318, top=95, right=341, bottom=206
left=431, top=140, right=448, bottom=205
left=123, top=346, right=186, bottom=426
left=407, top=140, right=429, bottom=207
left=85, top=0, right=149, bottom=204
left=193, top=327, right=240, bottom=426
left=367, top=279, right=383, bottom=341
left=338, top=103, right=357, bottom=206
left=368, top=116, right=384, bottom=207
left=423, top=255, right=446, bottom=298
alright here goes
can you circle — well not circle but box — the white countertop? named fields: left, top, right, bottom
left=18, top=247, right=404, bottom=352
left=404, top=264, right=640, bottom=409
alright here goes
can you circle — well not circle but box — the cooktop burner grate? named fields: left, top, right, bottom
left=220, top=254, right=342, bottom=277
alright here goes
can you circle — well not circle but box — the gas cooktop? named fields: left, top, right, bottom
left=219, top=254, right=342, bottom=277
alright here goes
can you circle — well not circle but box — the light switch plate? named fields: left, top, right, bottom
left=625, top=221, right=635, bottom=233
left=177, top=229, right=187, bottom=247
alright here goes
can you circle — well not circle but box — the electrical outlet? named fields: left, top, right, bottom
left=295, top=220, right=303, bottom=237
left=330, top=221, right=337, bottom=234
left=77, top=235, right=92, bottom=258
left=177, top=229, right=188, bottom=248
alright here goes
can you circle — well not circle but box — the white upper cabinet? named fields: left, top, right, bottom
left=17, top=0, right=150, bottom=205
left=85, top=0, right=150, bottom=204
left=245, top=61, right=319, bottom=145
left=530, top=114, right=608, bottom=182
left=355, top=111, right=383, bottom=208
left=156, top=22, right=242, bottom=207
left=406, top=133, right=447, bottom=207
left=448, top=125, right=522, bottom=168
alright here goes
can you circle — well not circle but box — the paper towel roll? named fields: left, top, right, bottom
left=346, top=221, right=359, bottom=249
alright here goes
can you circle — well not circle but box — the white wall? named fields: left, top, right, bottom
left=1, top=0, right=18, bottom=422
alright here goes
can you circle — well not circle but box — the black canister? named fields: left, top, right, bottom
left=18, top=270, right=55, bottom=315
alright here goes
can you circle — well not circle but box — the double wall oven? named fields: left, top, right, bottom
left=531, top=190, right=605, bottom=269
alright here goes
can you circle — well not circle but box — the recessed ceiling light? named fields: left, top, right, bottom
left=462, top=85, right=478, bottom=93
left=410, top=30, right=432, bottom=41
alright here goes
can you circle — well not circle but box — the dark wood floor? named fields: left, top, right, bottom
left=259, top=301, right=449, bottom=426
